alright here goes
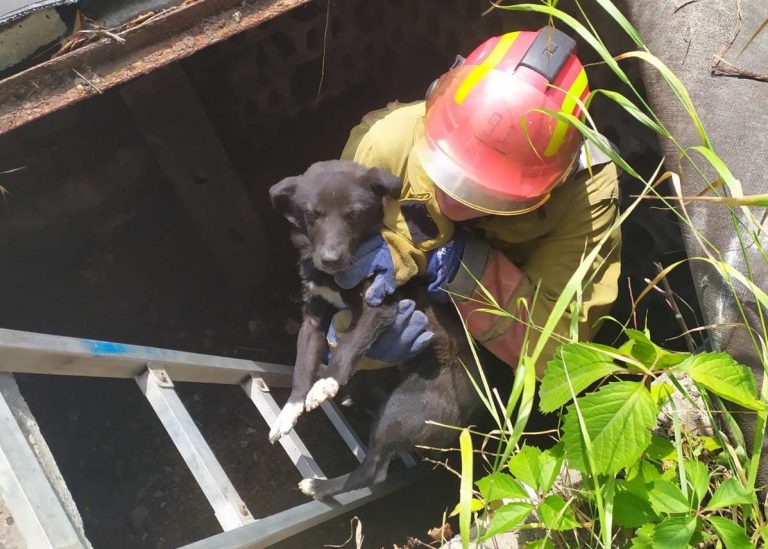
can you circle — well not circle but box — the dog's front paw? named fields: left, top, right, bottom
left=305, top=377, right=339, bottom=410
left=298, top=478, right=318, bottom=496
left=269, top=400, right=304, bottom=443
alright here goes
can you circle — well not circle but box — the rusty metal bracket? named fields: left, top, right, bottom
left=0, top=0, right=309, bottom=135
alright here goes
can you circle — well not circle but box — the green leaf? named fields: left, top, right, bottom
left=507, top=445, right=542, bottom=491
left=563, top=381, right=657, bottom=475
left=684, top=460, right=710, bottom=504
left=653, top=516, right=697, bottom=549
left=706, top=478, right=756, bottom=510
left=613, top=480, right=657, bottom=527
left=537, top=443, right=565, bottom=493
left=476, top=473, right=528, bottom=503
left=628, top=459, right=663, bottom=483
left=707, top=516, right=752, bottom=549
left=648, top=479, right=692, bottom=514
left=650, top=382, right=675, bottom=406
left=506, top=444, right=563, bottom=493
left=624, top=329, right=686, bottom=369
left=479, top=502, right=535, bottom=541
left=630, top=523, right=655, bottom=549
left=698, top=436, right=722, bottom=453
left=673, top=352, right=763, bottom=411
left=539, top=343, right=620, bottom=412
left=537, top=495, right=579, bottom=530
left=647, top=435, right=676, bottom=461
left=458, top=429, right=473, bottom=549
left=449, top=498, right=484, bottom=517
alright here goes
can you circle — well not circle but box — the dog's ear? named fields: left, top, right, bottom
left=269, top=176, right=301, bottom=227
left=365, top=167, right=402, bottom=199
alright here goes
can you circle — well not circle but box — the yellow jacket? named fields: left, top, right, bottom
left=341, top=101, right=621, bottom=374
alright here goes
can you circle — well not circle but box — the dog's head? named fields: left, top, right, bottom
left=270, top=160, right=401, bottom=274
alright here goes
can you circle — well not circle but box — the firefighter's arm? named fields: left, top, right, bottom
left=444, top=166, right=621, bottom=374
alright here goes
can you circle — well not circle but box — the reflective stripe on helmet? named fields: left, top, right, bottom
left=454, top=32, right=521, bottom=104
left=544, top=68, right=588, bottom=157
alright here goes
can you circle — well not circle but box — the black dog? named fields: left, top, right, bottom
left=269, top=159, right=482, bottom=499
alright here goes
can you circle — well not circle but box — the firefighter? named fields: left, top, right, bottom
left=331, top=27, right=621, bottom=374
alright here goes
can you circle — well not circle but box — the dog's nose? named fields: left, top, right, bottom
left=317, top=249, right=344, bottom=271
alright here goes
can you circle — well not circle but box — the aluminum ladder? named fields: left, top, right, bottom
left=0, top=328, right=419, bottom=548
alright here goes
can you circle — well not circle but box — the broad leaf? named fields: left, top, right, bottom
left=653, top=516, right=697, bottom=549
left=507, top=444, right=563, bottom=493
left=479, top=502, right=534, bottom=541
left=684, top=460, right=710, bottom=504
left=562, top=381, right=657, bottom=474
left=706, top=478, right=756, bottom=510
left=627, top=459, right=662, bottom=483
left=476, top=473, right=528, bottom=503
left=613, top=479, right=657, bottom=527
left=537, top=495, right=579, bottom=530
left=699, top=436, right=722, bottom=453
left=647, top=435, right=676, bottom=461
left=674, top=353, right=763, bottom=411
left=630, top=523, right=655, bottom=549
left=624, top=329, right=687, bottom=370
left=707, top=516, right=752, bottom=549
left=449, top=498, right=484, bottom=517
left=537, top=443, right=565, bottom=493
left=648, top=479, right=692, bottom=514
left=507, top=445, right=542, bottom=491
left=650, top=382, right=675, bottom=406
left=539, top=344, right=620, bottom=412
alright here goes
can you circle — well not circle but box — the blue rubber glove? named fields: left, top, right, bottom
left=334, top=234, right=396, bottom=306
left=425, top=227, right=469, bottom=303
left=327, top=299, right=433, bottom=364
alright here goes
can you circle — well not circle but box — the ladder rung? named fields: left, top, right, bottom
left=241, top=377, right=325, bottom=480
left=0, top=376, right=86, bottom=549
left=136, top=367, right=254, bottom=531
left=179, top=469, right=420, bottom=549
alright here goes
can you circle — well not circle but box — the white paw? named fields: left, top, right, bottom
left=268, top=400, right=304, bottom=443
left=298, top=478, right=317, bottom=496
left=305, top=377, right=339, bottom=411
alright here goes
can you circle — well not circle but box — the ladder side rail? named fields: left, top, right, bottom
left=136, top=367, right=255, bottom=531
left=0, top=382, right=87, bottom=549
left=0, top=328, right=292, bottom=386
left=180, top=470, right=420, bottom=549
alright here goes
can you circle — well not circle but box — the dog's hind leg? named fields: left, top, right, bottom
left=298, top=437, right=400, bottom=500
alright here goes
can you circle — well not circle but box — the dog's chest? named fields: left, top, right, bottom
left=303, top=280, right=348, bottom=309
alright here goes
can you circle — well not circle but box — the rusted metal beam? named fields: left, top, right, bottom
left=0, top=0, right=309, bottom=136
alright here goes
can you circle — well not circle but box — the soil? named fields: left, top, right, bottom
left=0, top=1, right=701, bottom=547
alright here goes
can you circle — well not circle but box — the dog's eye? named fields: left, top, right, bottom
left=343, top=209, right=361, bottom=221
left=305, top=210, right=320, bottom=224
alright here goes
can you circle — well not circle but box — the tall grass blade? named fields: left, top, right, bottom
left=614, top=51, right=712, bottom=149
left=459, top=429, right=473, bottom=549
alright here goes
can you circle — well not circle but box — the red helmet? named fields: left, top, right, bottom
left=414, top=27, right=589, bottom=216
